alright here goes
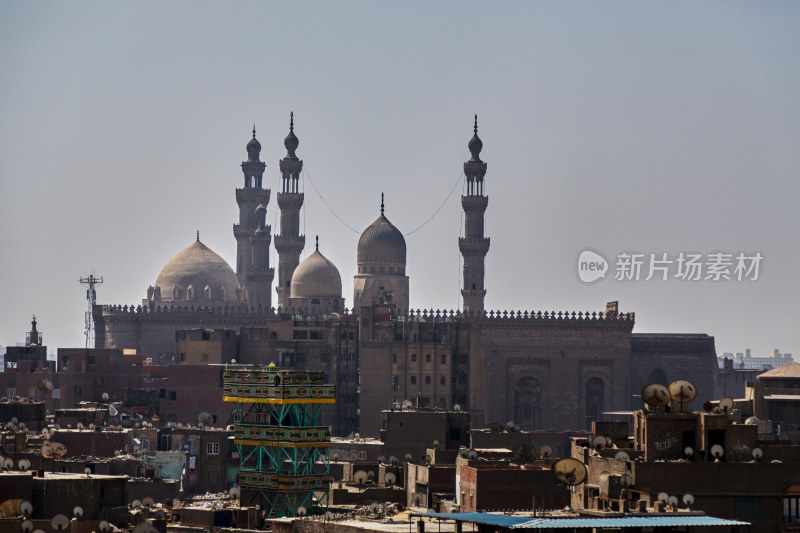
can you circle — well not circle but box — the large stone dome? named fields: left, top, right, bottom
left=357, top=213, right=406, bottom=269
left=154, top=240, right=241, bottom=302
left=290, top=248, right=342, bottom=298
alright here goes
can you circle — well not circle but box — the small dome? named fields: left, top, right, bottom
left=154, top=240, right=240, bottom=302
left=291, top=248, right=342, bottom=298
left=468, top=114, right=483, bottom=162
left=246, top=127, right=261, bottom=162
left=358, top=213, right=406, bottom=267
left=284, top=112, right=299, bottom=159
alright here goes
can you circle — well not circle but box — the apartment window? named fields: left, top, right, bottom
left=425, top=376, right=431, bottom=385
left=168, top=391, right=176, bottom=401
left=425, top=354, right=431, bottom=363
left=392, top=353, right=397, bottom=364
left=207, top=442, right=220, bottom=455
left=441, top=355, right=446, bottom=364
left=88, top=355, right=96, bottom=365
left=208, top=470, right=219, bottom=484
left=440, top=376, right=446, bottom=386
left=358, top=451, right=366, bottom=460
left=161, top=435, right=173, bottom=451
left=410, top=376, right=416, bottom=385
left=52, top=389, right=61, bottom=398
left=140, top=439, right=150, bottom=451
left=785, top=497, right=800, bottom=522
left=736, top=497, right=764, bottom=521
left=202, top=353, right=209, bottom=361
left=6, top=388, right=15, bottom=397
left=411, top=354, right=417, bottom=362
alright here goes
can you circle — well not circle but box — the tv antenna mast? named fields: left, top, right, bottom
left=79, top=273, right=103, bottom=348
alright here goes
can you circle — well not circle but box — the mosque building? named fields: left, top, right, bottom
left=95, top=115, right=719, bottom=437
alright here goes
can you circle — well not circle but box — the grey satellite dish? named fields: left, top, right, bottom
left=467, top=449, right=478, bottom=460
left=50, top=514, right=69, bottom=531
left=404, top=453, right=413, bottom=461
left=21, top=521, right=33, bottom=533
left=592, top=435, right=607, bottom=450
left=229, top=487, right=240, bottom=498
left=325, top=511, right=334, bottom=521
left=657, top=492, right=669, bottom=503
left=99, top=521, right=111, bottom=532
left=142, top=497, right=154, bottom=508
left=102, top=392, right=110, bottom=401
left=353, top=470, right=368, bottom=484
left=76, top=422, right=84, bottom=431
left=668, top=495, right=679, bottom=507
left=20, top=501, right=33, bottom=516
left=620, top=473, right=632, bottom=488
left=506, top=420, right=516, bottom=430
left=432, top=440, right=440, bottom=449
left=753, top=447, right=763, bottom=460
left=615, top=451, right=630, bottom=462
left=683, top=493, right=695, bottom=507
left=198, top=412, right=213, bottom=426
left=84, top=467, right=91, bottom=475
left=37, top=379, right=54, bottom=393
left=2, top=458, right=14, bottom=470
left=369, top=503, right=379, bottom=512
left=389, top=456, right=399, bottom=465
left=73, top=506, right=83, bottom=518
left=453, top=403, right=461, bottom=411
left=540, top=445, right=553, bottom=458
left=684, top=446, right=694, bottom=458
left=377, top=455, right=386, bottom=463
left=297, top=506, right=307, bottom=516
left=131, top=499, right=142, bottom=509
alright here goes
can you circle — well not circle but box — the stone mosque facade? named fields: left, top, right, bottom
left=96, top=116, right=719, bottom=437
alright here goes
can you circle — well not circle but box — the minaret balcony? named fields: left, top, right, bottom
left=458, top=237, right=490, bottom=255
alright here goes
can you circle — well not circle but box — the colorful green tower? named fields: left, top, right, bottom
left=223, top=364, right=335, bottom=517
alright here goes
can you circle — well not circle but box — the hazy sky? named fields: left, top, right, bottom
left=1, top=2, right=798, bottom=359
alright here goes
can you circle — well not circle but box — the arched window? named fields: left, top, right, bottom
left=586, top=377, right=605, bottom=427
left=513, top=377, right=541, bottom=430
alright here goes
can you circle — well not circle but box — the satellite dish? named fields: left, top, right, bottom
left=354, top=470, right=368, bottom=484
left=229, top=487, right=240, bottom=498
left=667, top=379, right=697, bottom=410
left=657, top=492, right=669, bottom=503
left=719, top=397, right=734, bottom=413
left=753, top=447, right=763, bottom=460
left=453, top=403, right=461, bottom=411
left=404, top=453, right=413, bottom=461
left=668, top=495, right=679, bottom=507
left=551, top=458, right=588, bottom=486
left=89, top=424, right=95, bottom=430
left=389, top=456, right=399, bottom=465
left=467, top=449, right=478, bottom=460
left=142, top=497, right=154, bottom=508
left=37, top=379, right=54, bottom=393
left=99, top=521, right=111, bottom=532
left=325, top=511, right=334, bottom=521
left=377, top=455, right=386, bottom=463
left=2, top=458, right=13, bottom=470
left=620, top=473, right=632, bottom=488
left=18, top=459, right=30, bottom=471
left=506, top=420, right=516, bottom=430
left=21, top=521, right=33, bottom=533
left=76, top=423, right=84, bottom=431
left=385, top=472, right=397, bottom=486
left=297, top=506, right=307, bottom=516
left=540, top=445, right=553, bottom=458
left=73, top=506, right=83, bottom=518
left=51, top=514, right=70, bottom=531
left=710, top=444, right=724, bottom=461
left=641, top=383, right=670, bottom=410
left=155, top=510, right=165, bottom=520
left=102, top=392, right=110, bottom=401
left=702, top=401, right=713, bottom=412
left=745, top=416, right=759, bottom=425
left=131, top=499, right=142, bottom=509
left=21, top=501, right=33, bottom=517
left=11, top=418, right=17, bottom=425
left=109, top=405, right=119, bottom=417
left=614, top=451, right=630, bottom=462
left=369, top=503, right=379, bottom=513
left=683, top=493, right=695, bottom=506
left=84, top=467, right=91, bottom=475
left=198, top=412, right=213, bottom=426
left=592, top=435, right=607, bottom=450
left=402, top=400, right=413, bottom=410
left=432, top=440, right=440, bottom=449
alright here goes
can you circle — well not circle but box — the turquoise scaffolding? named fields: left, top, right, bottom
left=223, top=364, right=335, bottom=517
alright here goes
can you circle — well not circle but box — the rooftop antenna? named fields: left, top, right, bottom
left=79, top=273, right=103, bottom=348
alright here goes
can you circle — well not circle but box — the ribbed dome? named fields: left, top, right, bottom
left=154, top=240, right=241, bottom=302
left=246, top=128, right=261, bottom=162
left=357, top=214, right=406, bottom=266
left=291, top=249, right=342, bottom=298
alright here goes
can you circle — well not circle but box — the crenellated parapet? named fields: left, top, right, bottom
left=404, top=307, right=635, bottom=327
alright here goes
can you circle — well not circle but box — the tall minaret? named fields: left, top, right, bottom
left=246, top=204, right=275, bottom=309
left=274, top=112, right=305, bottom=308
left=234, top=127, right=270, bottom=288
left=459, top=115, right=490, bottom=312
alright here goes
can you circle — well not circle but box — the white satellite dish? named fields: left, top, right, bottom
left=540, top=445, right=553, bottom=458
left=404, top=453, right=413, bottom=461
left=21, top=521, right=33, bottom=533
left=719, top=396, right=734, bottom=413
left=684, top=446, right=694, bottom=458
left=668, top=495, right=679, bottom=507
left=753, top=447, right=763, bottom=460
left=453, top=403, right=461, bottom=411
left=389, top=456, right=399, bottom=465
left=20, top=501, right=33, bottom=516
left=385, top=472, right=397, bottom=486
left=683, top=493, right=695, bottom=507
left=18, top=458, right=30, bottom=471
left=710, top=444, right=724, bottom=461
left=229, top=487, right=240, bottom=498
left=657, top=492, right=669, bottom=503
left=369, top=503, right=379, bottom=513
left=131, top=500, right=142, bottom=509
left=73, top=506, right=83, bottom=518
left=51, top=515, right=69, bottom=531
left=297, top=506, right=307, bottom=516
left=102, top=392, right=110, bottom=401
left=325, top=511, right=334, bottom=521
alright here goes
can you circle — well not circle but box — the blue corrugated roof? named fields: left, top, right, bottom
left=411, top=512, right=750, bottom=529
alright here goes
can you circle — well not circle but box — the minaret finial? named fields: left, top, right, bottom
left=196, top=230, right=200, bottom=242
left=474, top=114, right=478, bottom=135
left=290, top=112, right=294, bottom=133
left=315, top=235, right=319, bottom=251
left=252, top=124, right=256, bottom=139
left=381, top=193, right=385, bottom=215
